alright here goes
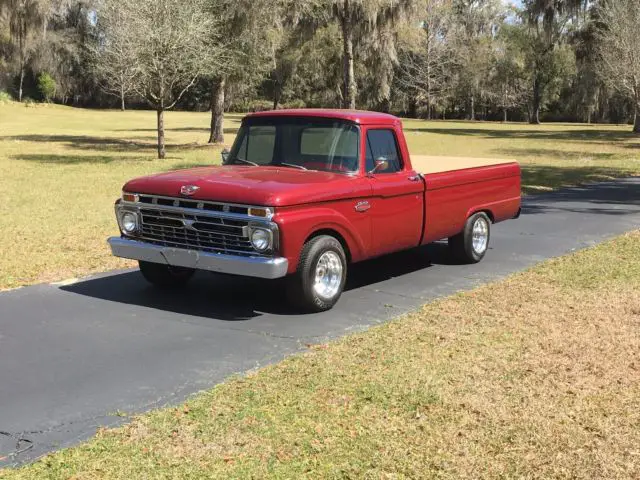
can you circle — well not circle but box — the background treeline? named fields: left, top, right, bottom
left=1, top=0, right=638, bottom=132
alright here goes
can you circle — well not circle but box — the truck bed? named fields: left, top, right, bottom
left=417, top=159, right=521, bottom=245
left=411, top=155, right=514, bottom=174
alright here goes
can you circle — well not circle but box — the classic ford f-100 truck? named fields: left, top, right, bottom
left=108, top=109, right=521, bottom=311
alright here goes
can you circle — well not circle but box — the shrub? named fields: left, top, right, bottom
left=0, top=91, right=12, bottom=104
left=282, top=99, right=306, bottom=109
left=231, top=99, right=273, bottom=112
left=23, top=97, right=38, bottom=107
left=246, top=99, right=275, bottom=112
left=37, top=73, right=57, bottom=102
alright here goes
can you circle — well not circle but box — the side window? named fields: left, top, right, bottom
left=365, top=129, right=402, bottom=174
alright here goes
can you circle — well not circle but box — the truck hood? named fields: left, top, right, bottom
left=123, top=165, right=369, bottom=207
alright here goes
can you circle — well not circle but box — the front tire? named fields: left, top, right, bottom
left=138, top=261, right=195, bottom=288
left=288, top=235, right=347, bottom=312
left=448, top=212, right=491, bottom=264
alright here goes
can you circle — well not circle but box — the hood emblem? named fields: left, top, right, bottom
left=180, top=185, right=200, bottom=196
left=182, top=219, right=197, bottom=230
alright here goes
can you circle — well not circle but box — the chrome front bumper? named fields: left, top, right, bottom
left=108, top=237, right=289, bottom=279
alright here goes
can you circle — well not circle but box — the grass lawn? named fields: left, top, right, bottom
left=1, top=102, right=639, bottom=289
left=3, top=231, right=639, bottom=479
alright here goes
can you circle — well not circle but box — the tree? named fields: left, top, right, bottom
left=571, top=17, right=602, bottom=123
left=90, top=0, right=135, bottom=110
left=95, top=0, right=222, bottom=158
left=489, top=24, right=530, bottom=122
left=205, top=0, right=292, bottom=144
left=596, top=0, right=640, bottom=133
left=37, top=71, right=55, bottom=100
left=270, top=36, right=301, bottom=110
left=270, top=24, right=344, bottom=109
left=331, top=0, right=416, bottom=109
left=268, top=6, right=324, bottom=111
left=0, top=0, right=49, bottom=101
left=519, top=14, right=575, bottom=123
left=451, top=0, right=504, bottom=120
left=522, top=0, right=583, bottom=123
left=396, top=0, right=456, bottom=119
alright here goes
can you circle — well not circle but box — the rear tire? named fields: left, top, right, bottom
left=448, top=212, right=491, bottom=264
left=288, top=235, right=347, bottom=312
left=138, top=261, right=195, bottom=288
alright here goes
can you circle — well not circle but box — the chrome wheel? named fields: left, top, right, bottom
left=472, top=217, right=489, bottom=254
left=313, top=251, right=343, bottom=300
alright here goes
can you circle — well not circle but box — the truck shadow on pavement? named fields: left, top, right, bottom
left=62, top=179, right=639, bottom=320
left=61, top=243, right=453, bottom=320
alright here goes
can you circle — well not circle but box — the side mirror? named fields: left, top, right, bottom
left=368, top=156, right=389, bottom=175
left=221, top=148, right=230, bottom=164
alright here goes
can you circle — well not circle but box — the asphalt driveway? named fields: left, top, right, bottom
left=1, top=178, right=639, bottom=466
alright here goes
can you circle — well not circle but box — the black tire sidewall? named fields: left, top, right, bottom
left=463, top=213, right=490, bottom=263
left=296, top=236, right=347, bottom=312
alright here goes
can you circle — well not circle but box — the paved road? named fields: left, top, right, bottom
left=1, top=178, right=639, bottom=466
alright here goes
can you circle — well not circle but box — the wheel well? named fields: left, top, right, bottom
left=305, top=229, right=352, bottom=263
left=474, top=209, right=495, bottom=223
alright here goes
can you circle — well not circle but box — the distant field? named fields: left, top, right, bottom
left=0, top=102, right=639, bottom=289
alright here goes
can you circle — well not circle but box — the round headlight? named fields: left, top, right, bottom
left=121, top=212, right=138, bottom=234
left=250, top=228, right=271, bottom=252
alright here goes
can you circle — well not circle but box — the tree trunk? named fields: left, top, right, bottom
left=408, top=96, right=417, bottom=118
left=469, top=94, right=475, bottom=121
left=530, top=77, right=542, bottom=124
left=340, top=5, right=356, bottom=110
left=120, top=83, right=125, bottom=111
left=503, top=107, right=508, bottom=123
left=157, top=108, right=166, bottom=159
left=208, top=77, right=225, bottom=144
left=380, top=98, right=390, bottom=113
left=273, top=81, right=281, bottom=110
left=634, top=105, right=640, bottom=134
left=18, top=67, right=24, bottom=102
left=531, top=103, right=541, bottom=124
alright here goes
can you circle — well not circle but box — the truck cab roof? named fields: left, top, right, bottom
left=245, top=109, right=401, bottom=126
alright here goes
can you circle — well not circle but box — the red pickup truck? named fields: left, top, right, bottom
left=108, top=110, right=520, bottom=311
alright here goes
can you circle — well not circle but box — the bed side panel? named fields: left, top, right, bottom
left=421, top=163, right=521, bottom=244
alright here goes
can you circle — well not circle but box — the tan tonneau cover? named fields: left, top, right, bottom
left=411, top=155, right=514, bottom=174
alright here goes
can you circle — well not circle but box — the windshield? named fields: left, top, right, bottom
left=227, top=117, right=360, bottom=174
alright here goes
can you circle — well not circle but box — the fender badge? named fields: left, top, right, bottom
left=180, top=185, right=200, bottom=196
left=355, top=201, right=371, bottom=212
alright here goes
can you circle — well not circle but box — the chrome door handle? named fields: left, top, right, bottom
left=408, top=175, right=421, bottom=182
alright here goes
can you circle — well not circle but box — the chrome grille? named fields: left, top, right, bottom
left=137, top=194, right=250, bottom=215
left=138, top=208, right=263, bottom=257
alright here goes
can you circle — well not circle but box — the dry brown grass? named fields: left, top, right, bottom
left=4, top=231, right=639, bottom=479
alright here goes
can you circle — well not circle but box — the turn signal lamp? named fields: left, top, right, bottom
left=122, top=193, right=139, bottom=203
left=249, top=207, right=273, bottom=218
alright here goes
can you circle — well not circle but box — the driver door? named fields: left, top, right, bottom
left=365, top=128, right=424, bottom=256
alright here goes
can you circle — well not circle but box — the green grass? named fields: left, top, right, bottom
left=3, top=231, right=639, bottom=479
left=0, top=102, right=639, bottom=290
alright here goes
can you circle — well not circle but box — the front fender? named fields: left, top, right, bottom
left=275, top=203, right=370, bottom=274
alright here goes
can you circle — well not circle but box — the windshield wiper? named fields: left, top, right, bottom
left=233, top=158, right=258, bottom=166
left=277, top=162, right=308, bottom=171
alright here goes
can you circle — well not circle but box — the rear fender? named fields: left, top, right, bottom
left=465, top=196, right=521, bottom=225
